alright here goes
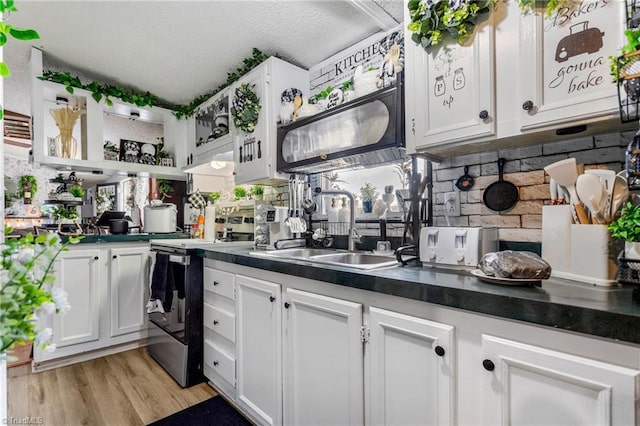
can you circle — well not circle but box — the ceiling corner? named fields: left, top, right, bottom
left=348, top=0, right=400, bottom=31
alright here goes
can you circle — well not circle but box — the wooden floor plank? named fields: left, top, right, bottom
left=7, top=348, right=217, bottom=425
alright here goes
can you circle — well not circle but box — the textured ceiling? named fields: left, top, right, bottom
left=9, top=0, right=402, bottom=105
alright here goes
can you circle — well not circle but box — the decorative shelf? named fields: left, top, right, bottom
left=44, top=200, right=83, bottom=206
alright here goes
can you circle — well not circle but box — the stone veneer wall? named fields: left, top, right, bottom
left=4, top=155, right=58, bottom=217
left=431, top=130, right=634, bottom=242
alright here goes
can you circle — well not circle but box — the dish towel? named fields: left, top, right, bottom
left=146, top=252, right=164, bottom=314
left=148, top=253, right=175, bottom=313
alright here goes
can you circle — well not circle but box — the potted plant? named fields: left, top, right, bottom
left=208, top=191, right=221, bottom=203
left=608, top=202, right=640, bottom=259
left=18, top=175, right=38, bottom=204
left=234, top=186, right=248, bottom=200
left=51, top=205, right=79, bottom=223
left=251, top=184, right=264, bottom=201
left=309, top=85, right=332, bottom=110
left=69, top=185, right=84, bottom=201
left=157, top=179, right=174, bottom=201
left=360, top=183, right=379, bottom=214
left=1, top=228, right=76, bottom=359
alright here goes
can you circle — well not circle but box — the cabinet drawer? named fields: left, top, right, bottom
left=204, top=303, right=235, bottom=342
left=204, top=339, right=235, bottom=386
left=203, top=268, right=235, bottom=300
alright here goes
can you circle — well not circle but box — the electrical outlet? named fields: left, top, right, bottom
left=444, top=191, right=460, bottom=217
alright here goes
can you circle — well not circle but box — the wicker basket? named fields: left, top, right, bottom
left=616, top=256, right=640, bottom=285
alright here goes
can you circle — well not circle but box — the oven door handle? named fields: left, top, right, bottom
left=168, top=254, right=190, bottom=266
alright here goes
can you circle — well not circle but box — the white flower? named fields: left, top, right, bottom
left=44, top=343, right=57, bottom=353
left=35, top=327, right=53, bottom=346
left=16, top=247, right=35, bottom=264
left=51, top=287, right=71, bottom=314
left=37, top=301, right=57, bottom=316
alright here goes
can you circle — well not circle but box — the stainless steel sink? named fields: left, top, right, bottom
left=250, top=248, right=398, bottom=270
left=310, top=253, right=399, bottom=269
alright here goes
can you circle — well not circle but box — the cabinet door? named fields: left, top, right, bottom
left=236, top=275, right=282, bottom=426
left=367, top=307, right=455, bottom=426
left=52, top=249, right=102, bottom=347
left=405, top=1, right=495, bottom=152
left=283, top=288, right=363, bottom=426
left=518, top=0, right=623, bottom=130
left=482, top=334, right=640, bottom=425
left=233, top=65, right=271, bottom=184
left=109, top=247, right=149, bottom=337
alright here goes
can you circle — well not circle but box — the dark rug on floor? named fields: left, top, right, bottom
left=148, top=396, right=252, bottom=426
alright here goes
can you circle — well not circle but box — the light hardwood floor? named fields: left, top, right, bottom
left=8, top=348, right=217, bottom=425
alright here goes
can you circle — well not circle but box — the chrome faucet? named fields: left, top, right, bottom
left=317, top=189, right=361, bottom=251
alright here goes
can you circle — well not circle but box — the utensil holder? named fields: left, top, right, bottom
left=568, top=224, right=617, bottom=286
left=542, top=205, right=573, bottom=278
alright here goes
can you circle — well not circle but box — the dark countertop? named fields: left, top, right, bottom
left=202, top=246, right=640, bottom=346
left=68, top=233, right=190, bottom=244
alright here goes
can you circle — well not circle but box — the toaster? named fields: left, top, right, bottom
left=143, top=202, right=177, bottom=233
left=419, top=227, right=498, bottom=269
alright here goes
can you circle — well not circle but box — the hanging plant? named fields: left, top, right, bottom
left=231, top=83, right=261, bottom=133
left=407, top=0, right=496, bottom=52
left=18, top=175, right=38, bottom=199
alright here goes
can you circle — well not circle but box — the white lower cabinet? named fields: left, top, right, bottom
left=50, top=248, right=102, bottom=350
left=367, top=307, right=455, bottom=426
left=109, top=246, right=149, bottom=337
left=33, top=243, right=151, bottom=369
left=283, top=288, right=364, bottom=426
left=205, top=261, right=640, bottom=425
left=236, top=275, right=282, bottom=426
left=481, top=334, right=640, bottom=426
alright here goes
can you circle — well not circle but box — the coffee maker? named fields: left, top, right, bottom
left=256, top=206, right=292, bottom=248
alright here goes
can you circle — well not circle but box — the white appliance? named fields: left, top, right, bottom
left=144, top=202, right=178, bottom=233
left=420, top=227, right=498, bottom=269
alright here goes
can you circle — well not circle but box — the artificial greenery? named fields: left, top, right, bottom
left=233, top=186, right=248, bottom=200
left=407, top=0, right=496, bottom=51
left=18, top=175, right=37, bottom=199
left=609, top=29, right=640, bottom=83
left=208, top=191, right=221, bottom=201
left=342, top=79, right=354, bottom=91
left=0, top=1, right=40, bottom=120
left=309, top=86, right=333, bottom=104
left=51, top=205, right=79, bottom=221
left=1, top=228, right=79, bottom=355
left=69, top=185, right=84, bottom=198
left=157, top=179, right=174, bottom=201
left=252, top=185, right=264, bottom=196
left=231, top=83, right=261, bottom=133
left=103, top=140, right=119, bottom=153
left=359, top=183, right=379, bottom=202
left=39, top=48, right=270, bottom=120
left=609, top=202, right=640, bottom=242
left=517, top=0, right=566, bottom=16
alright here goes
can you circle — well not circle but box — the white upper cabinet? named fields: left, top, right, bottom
left=232, top=57, right=309, bottom=185
left=405, top=5, right=496, bottom=152
left=405, top=0, right=625, bottom=156
left=185, top=87, right=234, bottom=170
left=515, top=0, right=624, bottom=131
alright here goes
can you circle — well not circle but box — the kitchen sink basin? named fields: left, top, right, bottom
left=251, top=248, right=398, bottom=270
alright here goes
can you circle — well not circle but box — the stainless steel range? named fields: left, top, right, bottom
left=147, top=239, right=251, bottom=387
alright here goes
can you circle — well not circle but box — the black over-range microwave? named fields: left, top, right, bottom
left=277, top=75, right=405, bottom=174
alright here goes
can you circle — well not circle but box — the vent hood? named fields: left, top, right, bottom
left=276, top=77, right=405, bottom=174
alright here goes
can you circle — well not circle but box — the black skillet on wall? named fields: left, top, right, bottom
left=455, top=166, right=475, bottom=191
left=483, top=158, right=519, bottom=211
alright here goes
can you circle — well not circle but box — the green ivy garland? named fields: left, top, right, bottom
left=231, top=83, right=261, bottom=133
left=407, top=0, right=496, bottom=52
left=38, top=48, right=270, bottom=120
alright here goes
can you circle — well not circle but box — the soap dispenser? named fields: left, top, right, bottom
left=328, top=197, right=339, bottom=223
left=338, top=197, right=350, bottom=223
